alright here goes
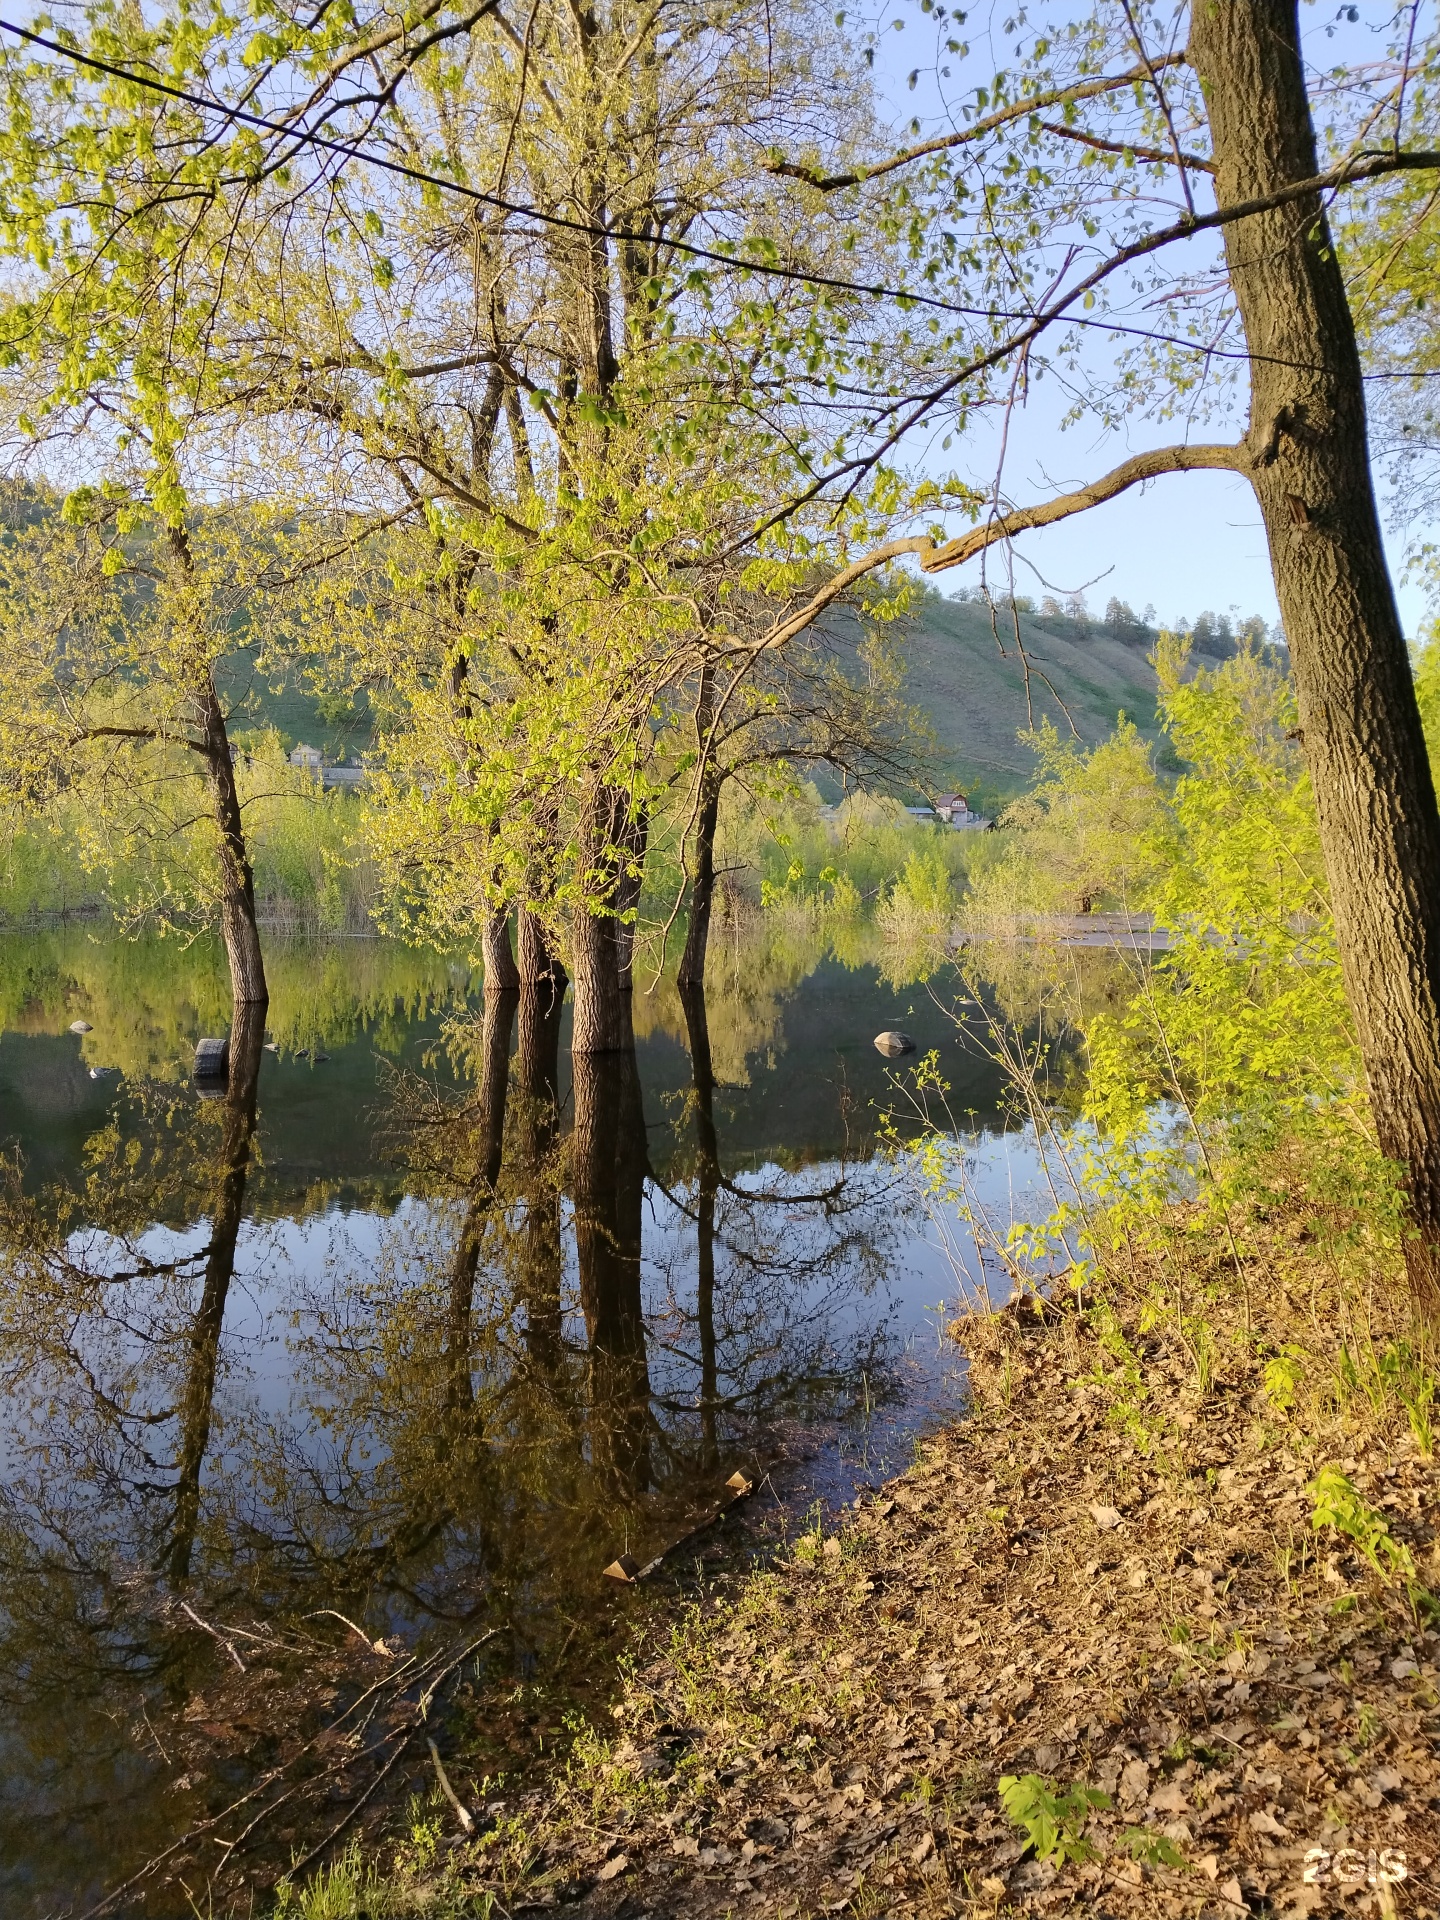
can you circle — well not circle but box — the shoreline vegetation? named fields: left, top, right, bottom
left=5, top=8, right=1440, bottom=1915
left=10, top=636, right=1440, bottom=1914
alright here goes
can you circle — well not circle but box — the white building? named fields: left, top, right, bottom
left=934, top=791, right=991, bottom=831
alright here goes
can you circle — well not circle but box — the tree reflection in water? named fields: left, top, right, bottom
left=0, top=975, right=911, bottom=1914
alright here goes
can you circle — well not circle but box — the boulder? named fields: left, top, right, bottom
left=193, top=1037, right=229, bottom=1079
left=68, top=1020, right=92, bottom=1034
left=873, top=1030, right=917, bottom=1057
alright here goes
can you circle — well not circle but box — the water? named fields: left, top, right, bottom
left=0, top=927, right=1061, bottom=1917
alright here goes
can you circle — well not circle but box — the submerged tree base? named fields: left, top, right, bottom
left=291, top=1229, right=1440, bottom=1919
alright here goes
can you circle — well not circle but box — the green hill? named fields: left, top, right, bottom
left=893, top=596, right=1164, bottom=808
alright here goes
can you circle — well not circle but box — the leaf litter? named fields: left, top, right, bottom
left=437, top=1282, right=1440, bottom=1919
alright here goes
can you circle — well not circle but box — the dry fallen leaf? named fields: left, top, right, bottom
left=1249, top=1807, right=1288, bottom=1837
left=596, top=1854, right=629, bottom=1882
left=1150, top=1781, right=1189, bottom=1815
left=1090, top=1504, right=1123, bottom=1531
left=1119, top=1758, right=1150, bottom=1803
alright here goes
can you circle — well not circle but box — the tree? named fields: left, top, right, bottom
left=672, top=612, right=933, bottom=988
left=0, top=491, right=280, bottom=1006
left=760, top=2, right=1440, bottom=1305
left=0, top=0, right=919, bottom=1052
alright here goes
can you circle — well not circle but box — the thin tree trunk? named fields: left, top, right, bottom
left=168, top=997, right=265, bottom=1583
left=570, top=785, right=629, bottom=1053
left=196, top=673, right=267, bottom=1008
left=615, top=802, right=649, bottom=993
left=166, top=522, right=266, bottom=1011
left=1191, top=1, right=1440, bottom=1308
left=677, top=773, right=722, bottom=992
left=680, top=982, right=720, bottom=1469
left=482, top=906, right=521, bottom=995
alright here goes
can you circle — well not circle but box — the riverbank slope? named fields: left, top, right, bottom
left=412, top=1255, right=1440, bottom=1920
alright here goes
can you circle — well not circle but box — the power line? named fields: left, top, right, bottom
left=0, top=16, right=1433, bottom=386
left=0, top=15, right=982, bottom=318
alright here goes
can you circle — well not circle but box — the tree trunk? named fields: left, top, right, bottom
left=677, top=773, right=722, bottom=991
left=615, top=802, right=649, bottom=994
left=570, top=785, right=630, bottom=1053
left=571, top=1027, right=652, bottom=1495
left=1191, top=1, right=1440, bottom=1309
left=516, top=976, right=568, bottom=1379
left=680, top=982, right=720, bottom=1468
left=168, top=996, right=265, bottom=1582
left=482, top=906, right=521, bottom=995
left=519, top=906, right=568, bottom=996
left=196, top=673, right=267, bottom=1008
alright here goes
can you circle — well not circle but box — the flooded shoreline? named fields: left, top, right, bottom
left=0, top=928, right=1070, bottom=1916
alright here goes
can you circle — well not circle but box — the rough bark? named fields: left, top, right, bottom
left=570, top=785, right=630, bottom=1053
left=482, top=905, right=521, bottom=995
left=570, top=1015, right=652, bottom=1495
left=1190, top=0, right=1440, bottom=1309
left=677, top=772, right=722, bottom=992
left=168, top=997, right=265, bottom=1582
left=518, top=906, right=567, bottom=996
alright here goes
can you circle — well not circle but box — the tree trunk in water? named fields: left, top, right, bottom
left=571, top=1025, right=652, bottom=1495
left=677, top=775, right=722, bottom=991
left=168, top=998, right=265, bottom=1582
left=680, top=982, right=720, bottom=1468
left=615, top=803, right=649, bottom=993
left=482, top=906, right=521, bottom=995
left=1191, top=1, right=1440, bottom=1309
left=570, top=786, right=629, bottom=1053
left=195, top=673, right=266, bottom=1008
left=446, top=988, right=517, bottom=1412
left=516, top=978, right=568, bottom=1380
left=519, top=906, right=567, bottom=996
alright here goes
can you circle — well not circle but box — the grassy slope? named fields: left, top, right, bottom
left=221, top=600, right=1165, bottom=801
left=897, top=597, right=1163, bottom=807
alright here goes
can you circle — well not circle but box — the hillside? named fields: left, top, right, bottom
left=220, top=595, right=1236, bottom=811
left=894, top=596, right=1164, bottom=806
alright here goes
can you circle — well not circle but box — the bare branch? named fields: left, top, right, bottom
left=765, top=54, right=1189, bottom=192
left=751, top=442, right=1246, bottom=655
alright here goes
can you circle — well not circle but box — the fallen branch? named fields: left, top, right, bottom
left=428, top=1737, right=476, bottom=1833
left=179, top=1599, right=246, bottom=1673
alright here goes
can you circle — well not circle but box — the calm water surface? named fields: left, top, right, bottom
left=0, top=928, right=1056, bottom=1917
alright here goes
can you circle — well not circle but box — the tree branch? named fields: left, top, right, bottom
left=750, top=442, right=1245, bottom=655
left=1038, top=120, right=1214, bottom=174
left=766, top=54, right=1189, bottom=191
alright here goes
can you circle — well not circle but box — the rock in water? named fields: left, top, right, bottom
left=68, top=1020, right=92, bottom=1034
left=874, top=1030, right=917, bottom=1058
left=193, top=1037, right=229, bottom=1079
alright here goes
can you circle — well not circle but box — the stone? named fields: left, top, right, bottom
left=68, top=1020, right=92, bottom=1034
left=194, top=1037, right=229, bottom=1079
left=873, top=1030, right=916, bottom=1057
